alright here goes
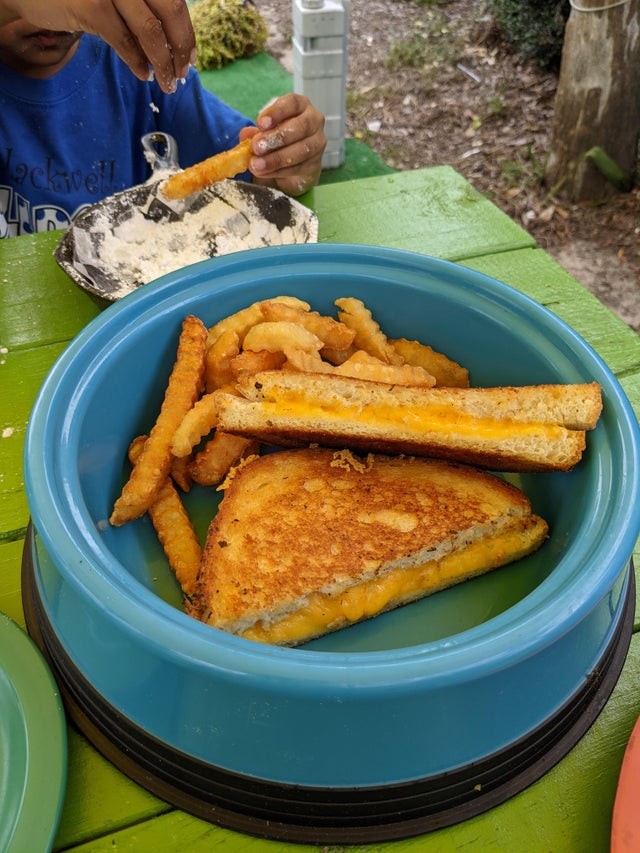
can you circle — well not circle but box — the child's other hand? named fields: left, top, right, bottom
left=242, top=94, right=327, bottom=197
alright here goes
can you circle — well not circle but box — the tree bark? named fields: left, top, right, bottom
left=545, top=0, right=640, bottom=202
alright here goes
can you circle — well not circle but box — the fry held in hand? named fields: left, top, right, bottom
left=110, top=314, right=207, bottom=526
left=127, top=436, right=201, bottom=598
left=161, top=138, right=254, bottom=201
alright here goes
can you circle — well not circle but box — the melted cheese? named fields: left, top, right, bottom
left=241, top=525, right=538, bottom=645
left=256, top=394, right=562, bottom=441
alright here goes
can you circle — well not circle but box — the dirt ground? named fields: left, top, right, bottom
left=258, top=0, right=640, bottom=333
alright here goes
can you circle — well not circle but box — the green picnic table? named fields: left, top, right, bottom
left=1, top=54, right=640, bottom=853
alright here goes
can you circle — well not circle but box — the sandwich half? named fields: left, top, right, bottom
left=214, top=371, right=602, bottom=472
left=194, top=448, right=549, bottom=646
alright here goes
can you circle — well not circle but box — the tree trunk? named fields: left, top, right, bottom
left=545, top=0, right=640, bottom=202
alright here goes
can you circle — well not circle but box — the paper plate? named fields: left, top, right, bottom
left=0, top=613, right=67, bottom=853
left=54, top=179, right=318, bottom=302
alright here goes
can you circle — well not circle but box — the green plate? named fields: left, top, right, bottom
left=0, top=613, right=67, bottom=853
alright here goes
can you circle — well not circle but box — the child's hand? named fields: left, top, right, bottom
left=0, top=0, right=196, bottom=93
left=242, top=94, right=327, bottom=197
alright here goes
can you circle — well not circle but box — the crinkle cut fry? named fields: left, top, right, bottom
left=170, top=452, right=193, bottom=493
left=189, top=431, right=259, bottom=487
left=206, top=297, right=311, bottom=350
left=335, top=296, right=403, bottom=365
left=171, top=391, right=219, bottom=458
left=110, top=314, right=207, bottom=526
left=161, top=138, right=253, bottom=201
left=127, top=436, right=202, bottom=598
left=204, top=329, right=240, bottom=392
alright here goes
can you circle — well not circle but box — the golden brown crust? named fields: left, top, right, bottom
left=195, top=448, right=547, bottom=639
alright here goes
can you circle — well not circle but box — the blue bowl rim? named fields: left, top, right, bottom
left=25, top=243, right=640, bottom=688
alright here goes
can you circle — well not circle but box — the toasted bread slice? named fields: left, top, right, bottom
left=194, top=448, right=549, bottom=645
left=214, top=372, right=602, bottom=472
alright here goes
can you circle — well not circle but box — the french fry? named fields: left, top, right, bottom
left=333, top=349, right=436, bottom=386
left=206, top=296, right=311, bottom=349
left=170, top=453, right=193, bottom=493
left=334, top=297, right=403, bottom=365
left=110, top=314, right=207, bottom=526
left=261, top=302, right=356, bottom=351
left=229, top=348, right=287, bottom=380
left=284, top=348, right=334, bottom=374
left=171, top=392, right=219, bottom=458
left=390, top=337, right=470, bottom=388
left=189, top=431, right=260, bottom=487
left=161, top=138, right=253, bottom=201
left=127, top=436, right=202, bottom=598
left=243, top=321, right=323, bottom=358
left=204, top=328, right=240, bottom=392
left=319, top=344, right=358, bottom=366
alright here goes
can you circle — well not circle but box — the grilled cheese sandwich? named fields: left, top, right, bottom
left=214, top=372, right=602, bottom=472
left=193, top=448, right=549, bottom=645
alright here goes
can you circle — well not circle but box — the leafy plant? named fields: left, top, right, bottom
left=190, top=0, right=268, bottom=70
left=385, top=34, right=430, bottom=70
left=500, top=146, right=548, bottom=189
left=486, top=0, right=570, bottom=69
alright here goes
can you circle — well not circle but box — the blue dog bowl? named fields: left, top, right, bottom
left=23, top=244, right=640, bottom=842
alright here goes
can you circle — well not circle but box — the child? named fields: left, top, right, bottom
left=0, top=15, right=326, bottom=238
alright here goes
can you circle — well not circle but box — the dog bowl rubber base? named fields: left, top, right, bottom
left=21, top=530, right=635, bottom=845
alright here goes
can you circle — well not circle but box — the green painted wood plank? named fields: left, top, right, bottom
left=322, top=138, right=396, bottom=183
left=461, top=249, right=640, bottom=376
left=54, top=729, right=170, bottom=850
left=0, top=341, right=68, bottom=540
left=308, top=167, right=535, bottom=259
left=0, top=539, right=25, bottom=627
left=0, top=232, right=101, bottom=350
left=60, top=632, right=640, bottom=852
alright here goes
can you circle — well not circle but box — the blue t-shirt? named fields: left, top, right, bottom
left=0, top=35, right=253, bottom=237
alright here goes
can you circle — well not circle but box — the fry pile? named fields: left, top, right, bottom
left=109, top=295, right=469, bottom=605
